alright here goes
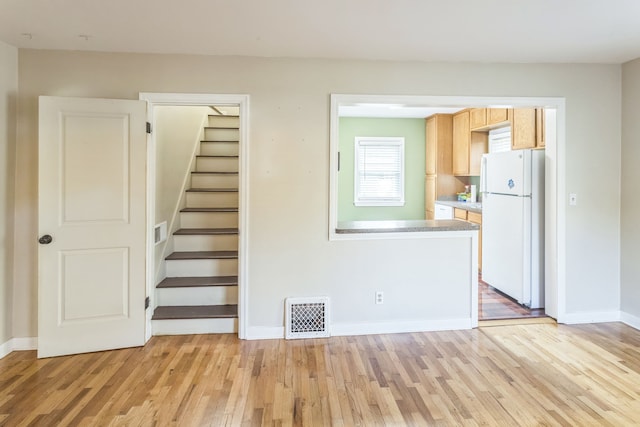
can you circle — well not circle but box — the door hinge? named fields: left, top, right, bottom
left=145, top=296, right=150, bottom=309
left=337, top=151, right=341, bottom=172
left=146, top=122, right=152, bottom=134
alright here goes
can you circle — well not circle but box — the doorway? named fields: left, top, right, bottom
left=329, top=95, right=565, bottom=325
left=140, top=93, right=250, bottom=340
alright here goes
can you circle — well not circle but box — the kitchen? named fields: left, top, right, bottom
left=334, top=99, right=555, bottom=324
left=428, top=107, right=551, bottom=321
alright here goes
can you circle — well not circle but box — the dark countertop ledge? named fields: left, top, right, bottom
left=336, top=219, right=480, bottom=234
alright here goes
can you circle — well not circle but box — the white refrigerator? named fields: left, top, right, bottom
left=480, top=149, right=545, bottom=308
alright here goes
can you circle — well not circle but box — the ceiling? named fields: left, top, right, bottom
left=1, top=0, right=640, bottom=64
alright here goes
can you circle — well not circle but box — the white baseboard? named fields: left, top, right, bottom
left=331, top=318, right=473, bottom=337
left=0, top=337, right=38, bottom=359
left=0, top=339, right=12, bottom=359
left=561, top=310, right=621, bottom=324
left=621, top=311, right=640, bottom=330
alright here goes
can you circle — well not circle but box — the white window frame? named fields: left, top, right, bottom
left=353, top=136, right=405, bottom=207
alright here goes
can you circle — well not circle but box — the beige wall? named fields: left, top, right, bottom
left=0, top=41, right=17, bottom=344
left=621, top=58, right=640, bottom=319
left=14, top=49, right=623, bottom=336
left=154, top=105, right=210, bottom=282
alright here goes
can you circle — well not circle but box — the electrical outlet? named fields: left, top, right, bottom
left=569, top=193, right=577, bottom=206
left=375, top=291, right=384, bottom=304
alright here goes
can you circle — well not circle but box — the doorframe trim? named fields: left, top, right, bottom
left=139, top=92, right=250, bottom=340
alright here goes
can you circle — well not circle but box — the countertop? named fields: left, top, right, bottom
left=335, top=219, right=480, bottom=234
left=434, top=200, right=482, bottom=213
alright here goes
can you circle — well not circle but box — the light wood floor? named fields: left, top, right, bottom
left=2, top=322, right=640, bottom=426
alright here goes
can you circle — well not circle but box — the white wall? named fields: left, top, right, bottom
left=153, top=106, right=210, bottom=282
left=13, top=50, right=623, bottom=337
left=0, top=41, right=17, bottom=347
left=621, top=58, right=640, bottom=323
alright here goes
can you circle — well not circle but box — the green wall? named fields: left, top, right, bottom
left=338, top=117, right=425, bottom=221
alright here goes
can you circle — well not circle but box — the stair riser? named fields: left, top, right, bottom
left=180, top=212, right=238, bottom=228
left=208, top=116, right=239, bottom=128
left=186, top=192, right=238, bottom=208
left=165, top=258, right=238, bottom=277
left=173, top=234, right=238, bottom=252
left=204, top=128, right=239, bottom=141
left=152, top=318, right=237, bottom=335
left=200, top=141, right=239, bottom=156
left=191, top=174, right=239, bottom=189
left=196, top=157, right=238, bottom=172
left=156, top=286, right=238, bottom=306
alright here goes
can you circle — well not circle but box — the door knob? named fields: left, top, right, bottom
left=38, top=235, right=53, bottom=244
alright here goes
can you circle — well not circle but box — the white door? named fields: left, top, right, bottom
left=38, top=96, right=147, bottom=358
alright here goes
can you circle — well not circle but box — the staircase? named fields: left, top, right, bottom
left=152, top=113, right=240, bottom=335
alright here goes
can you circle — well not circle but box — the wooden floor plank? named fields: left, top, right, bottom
left=3, top=323, right=640, bottom=425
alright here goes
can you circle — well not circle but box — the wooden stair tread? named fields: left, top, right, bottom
left=181, top=207, right=238, bottom=213
left=186, top=188, right=238, bottom=192
left=201, top=140, right=239, bottom=143
left=174, top=228, right=239, bottom=235
left=157, top=276, right=238, bottom=288
left=191, top=171, right=239, bottom=175
left=204, top=126, right=239, bottom=130
left=166, top=251, right=238, bottom=260
left=152, top=305, right=238, bottom=320
left=196, top=155, right=239, bottom=158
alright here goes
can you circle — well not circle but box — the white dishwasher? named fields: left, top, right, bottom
left=434, top=203, right=454, bottom=220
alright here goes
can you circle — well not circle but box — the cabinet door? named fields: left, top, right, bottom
left=470, top=108, right=487, bottom=129
left=425, top=175, right=436, bottom=219
left=512, top=108, right=536, bottom=150
left=425, top=116, right=437, bottom=175
left=454, top=208, right=468, bottom=220
left=487, top=108, right=509, bottom=125
left=452, top=111, right=470, bottom=175
left=536, top=108, right=545, bottom=148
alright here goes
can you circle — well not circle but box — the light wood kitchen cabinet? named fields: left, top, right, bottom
left=470, top=108, right=511, bottom=130
left=487, top=108, right=511, bottom=125
left=425, top=175, right=436, bottom=219
left=453, top=110, right=487, bottom=176
left=469, top=108, right=487, bottom=130
left=425, top=114, right=462, bottom=219
left=454, top=208, right=467, bottom=220
left=512, top=108, right=537, bottom=150
left=453, top=111, right=470, bottom=175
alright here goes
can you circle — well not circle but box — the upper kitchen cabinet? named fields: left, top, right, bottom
left=453, top=110, right=487, bottom=176
left=511, top=108, right=546, bottom=150
left=512, top=108, right=537, bottom=150
left=425, top=114, right=462, bottom=219
left=470, top=108, right=512, bottom=130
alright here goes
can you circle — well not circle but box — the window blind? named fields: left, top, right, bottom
left=354, top=137, right=405, bottom=206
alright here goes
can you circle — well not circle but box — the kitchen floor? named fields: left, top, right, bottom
left=479, top=275, right=546, bottom=320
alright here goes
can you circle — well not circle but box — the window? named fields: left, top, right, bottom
left=354, top=137, right=405, bottom=206
left=488, top=126, right=512, bottom=153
